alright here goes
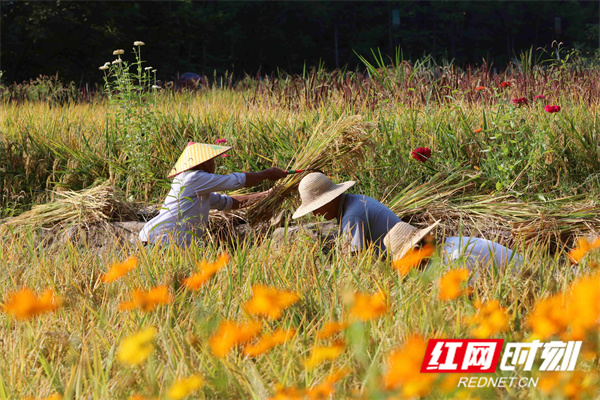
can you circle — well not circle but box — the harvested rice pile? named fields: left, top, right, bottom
left=1, top=181, right=136, bottom=231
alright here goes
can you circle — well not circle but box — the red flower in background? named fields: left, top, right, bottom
left=215, top=138, right=227, bottom=144
left=534, top=95, right=546, bottom=100
left=545, top=105, right=561, bottom=113
left=512, top=97, right=528, bottom=106
left=499, top=81, right=511, bottom=88
left=474, top=86, right=485, bottom=91
left=412, top=147, right=432, bottom=162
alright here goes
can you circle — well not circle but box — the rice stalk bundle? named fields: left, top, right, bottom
left=388, top=175, right=600, bottom=249
left=247, top=114, right=373, bottom=223
left=1, top=181, right=135, bottom=230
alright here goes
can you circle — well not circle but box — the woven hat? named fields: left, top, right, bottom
left=167, top=142, right=231, bottom=178
left=383, top=220, right=441, bottom=261
left=292, top=172, right=355, bottom=219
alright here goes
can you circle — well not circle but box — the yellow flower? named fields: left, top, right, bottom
left=392, top=244, right=435, bottom=275
left=383, top=335, right=436, bottom=397
left=465, top=300, right=508, bottom=338
left=209, top=320, right=262, bottom=357
left=242, top=328, right=296, bottom=357
left=316, top=321, right=348, bottom=339
left=2, top=288, right=61, bottom=320
left=117, top=326, right=156, bottom=365
left=183, top=253, right=229, bottom=290
left=134, top=41, right=145, bottom=46
left=348, top=291, right=387, bottom=321
left=101, top=256, right=138, bottom=283
left=119, top=285, right=172, bottom=312
left=567, top=237, right=600, bottom=264
left=113, top=49, right=124, bottom=55
left=22, top=395, right=62, bottom=400
left=166, top=375, right=204, bottom=400
left=304, top=341, right=345, bottom=369
left=244, top=285, right=299, bottom=320
left=306, top=382, right=333, bottom=400
left=438, top=268, right=469, bottom=301
left=539, top=371, right=598, bottom=400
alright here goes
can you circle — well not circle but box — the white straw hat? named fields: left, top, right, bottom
left=292, top=173, right=355, bottom=219
left=167, top=142, right=231, bottom=178
left=383, top=220, right=441, bottom=261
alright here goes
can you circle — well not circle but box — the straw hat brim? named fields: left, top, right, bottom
left=292, top=181, right=355, bottom=219
left=386, top=220, right=441, bottom=262
left=167, top=144, right=232, bottom=178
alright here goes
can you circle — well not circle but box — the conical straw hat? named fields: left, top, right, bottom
left=167, top=142, right=231, bottom=178
left=383, top=220, right=441, bottom=261
left=292, top=172, right=355, bottom=219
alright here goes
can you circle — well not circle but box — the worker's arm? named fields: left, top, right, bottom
left=244, top=168, right=288, bottom=187
left=230, top=190, right=271, bottom=210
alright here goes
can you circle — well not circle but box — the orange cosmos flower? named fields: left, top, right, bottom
left=438, top=268, right=470, bottom=301
left=101, top=256, right=138, bottom=283
left=392, top=244, right=435, bottom=275
left=244, top=285, right=300, bottom=320
left=304, top=341, right=345, bottom=369
left=474, top=86, right=485, bottom=91
left=267, top=385, right=304, bottom=400
left=209, top=319, right=262, bottom=357
left=242, top=328, right=296, bottom=357
left=465, top=300, right=508, bottom=338
left=473, top=128, right=483, bottom=133
left=119, top=285, right=173, bottom=312
left=348, top=291, right=388, bottom=321
left=2, top=288, right=61, bottom=320
left=383, top=335, right=436, bottom=397
left=306, top=382, right=334, bottom=400
left=316, top=321, right=348, bottom=339
left=567, top=237, right=600, bottom=264
left=528, top=273, right=600, bottom=340
left=183, top=253, right=229, bottom=290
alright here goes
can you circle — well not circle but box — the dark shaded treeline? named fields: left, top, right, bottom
left=1, top=0, right=599, bottom=86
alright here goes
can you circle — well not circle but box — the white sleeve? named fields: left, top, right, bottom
left=209, top=192, right=234, bottom=211
left=184, top=171, right=246, bottom=195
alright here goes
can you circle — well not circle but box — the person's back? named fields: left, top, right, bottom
left=441, top=237, right=522, bottom=270
left=338, top=194, right=402, bottom=254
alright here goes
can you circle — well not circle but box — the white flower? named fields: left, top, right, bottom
left=112, top=59, right=123, bottom=64
left=134, top=41, right=145, bottom=46
left=152, top=69, right=157, bottom=73
left=113, top=49, right=125, bottom=55
left=99, top=65, right=109, bottom=71
left=151, top=85, right=160, bottom=89
left=145, top=67, right=153, bottom=70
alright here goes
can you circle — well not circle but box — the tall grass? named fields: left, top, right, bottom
left=0, top=51, right=599, bottom=399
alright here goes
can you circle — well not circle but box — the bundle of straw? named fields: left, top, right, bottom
left=387, top=173, right=600, bottom=250
left=247, top=114, right=372, bottom=223
left=1, top=181, right=136, bottom=230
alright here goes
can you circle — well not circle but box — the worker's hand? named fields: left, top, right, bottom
left=261, top=167, right=288, bottom=181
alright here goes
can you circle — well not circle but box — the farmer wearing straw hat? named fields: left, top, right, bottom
left=382, top=221, right=522, bottom=271
left=292, top=172, right=402, bottom=255
left=139, top=142, right=287, bottom=247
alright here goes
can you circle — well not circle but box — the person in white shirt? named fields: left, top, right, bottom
left=139, top=142, right=287, bottom=247
left=383, top=220, right=522, bottom=271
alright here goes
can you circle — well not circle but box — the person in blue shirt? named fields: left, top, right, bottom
left=292, top=172, right=401, bottom=255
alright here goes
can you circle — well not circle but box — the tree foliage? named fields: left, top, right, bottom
left=1, top=0, right=598, bottom=85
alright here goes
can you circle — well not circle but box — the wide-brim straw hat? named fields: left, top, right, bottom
left=167, top=142, right=231, bottom=178
left=292, top=172, right=355, bottom=219
left=383, top=220, right=441, bottom=261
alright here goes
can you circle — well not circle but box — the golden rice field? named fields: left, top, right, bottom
left=1, top=61, right=600, bottom=400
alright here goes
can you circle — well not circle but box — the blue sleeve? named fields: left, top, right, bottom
left=341, top=217, right=367, bottom=252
